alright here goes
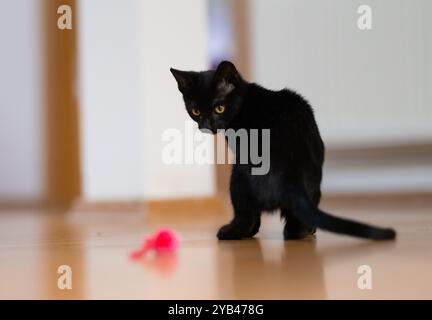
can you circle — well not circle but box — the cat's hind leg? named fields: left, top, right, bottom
left=247, top=215, right=261, bottom=238
left=281, top=208, right=315, bottom=240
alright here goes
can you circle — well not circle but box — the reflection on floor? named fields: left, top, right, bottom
left=0, top=201, right=431, bottom=299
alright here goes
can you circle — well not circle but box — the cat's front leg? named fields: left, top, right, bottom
left=217, top=168, right=261, bottom=240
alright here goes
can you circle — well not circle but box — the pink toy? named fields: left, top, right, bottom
left=130, top=228, right=179, bottom=260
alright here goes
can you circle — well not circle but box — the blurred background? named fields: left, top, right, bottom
left=1, top=0, right=431, bottom=210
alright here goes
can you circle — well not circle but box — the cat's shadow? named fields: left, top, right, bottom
left=216, top=236, right=395, bottom=299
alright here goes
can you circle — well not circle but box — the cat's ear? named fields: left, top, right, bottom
left=214, top=61, right=240, bottom=96
left=170, top=68, right=197, bottom=94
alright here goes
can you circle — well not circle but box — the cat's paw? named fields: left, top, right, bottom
left=246, top=219, right=261, bottom=238
left=283, top=227, right=314, bottom=240
left=217, top=224, right=245, bottom=240
left=308, top=227, right=316, bottom=235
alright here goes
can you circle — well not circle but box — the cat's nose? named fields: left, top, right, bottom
left=198, top=119, right=216, bottom=134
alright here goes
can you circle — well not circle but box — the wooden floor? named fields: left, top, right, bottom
left=0, top=200, right=431, bottom=299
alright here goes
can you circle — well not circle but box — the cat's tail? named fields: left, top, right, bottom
left=288, top=189, right=396, bottom=240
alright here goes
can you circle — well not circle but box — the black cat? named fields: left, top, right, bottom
left=170, top=61, right=396, bottom=241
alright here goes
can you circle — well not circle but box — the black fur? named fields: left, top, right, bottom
left=170, top=61, right=396, bottom=241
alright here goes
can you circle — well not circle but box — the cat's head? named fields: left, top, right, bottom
left=170, top=61, right=245, bottom=134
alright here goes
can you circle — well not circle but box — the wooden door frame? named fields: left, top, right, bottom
left=43, top=0, right=81, bottom=207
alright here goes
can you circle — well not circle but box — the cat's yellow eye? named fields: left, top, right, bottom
left=191, top=108, right=201, bottom=116
left=214, top=105, right=225, bottom=114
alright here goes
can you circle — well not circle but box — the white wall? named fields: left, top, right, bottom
left=250, top=0, right=432, bottom=147
left=139, top=0, right=214, bottom=199
left=249, top=0, right=432, bottom=192
left=78, top=0, right=214, bottom=201
left=0, top=1, right=44, bottom=201
left=78, top=0, right=144, bottom=201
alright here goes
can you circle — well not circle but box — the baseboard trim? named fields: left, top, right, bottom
left=3, top=192, right=431, bottom=212
left=71, top=199, right=146, bottom=213
left=0, top=200, right=47, bottom=210
left=146, top=196, right=228, bottom=215
left=70, top=196, right=228, bottom=214
left=321, top=192, right=432, bottom=208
